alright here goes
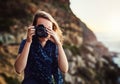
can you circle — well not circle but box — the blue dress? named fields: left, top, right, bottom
left=18, top=37, right=63, bottom=84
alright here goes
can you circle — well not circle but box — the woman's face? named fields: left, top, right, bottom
left=36, top=17, right=52, bottom=41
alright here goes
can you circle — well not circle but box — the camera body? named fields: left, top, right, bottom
left=35, top=24, right=48, bottom=38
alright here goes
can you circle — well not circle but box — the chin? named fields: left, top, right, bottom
left=39, top=37, right=49, bottom=41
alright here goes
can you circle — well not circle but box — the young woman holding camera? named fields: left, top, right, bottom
left=14, top=10, right=68, bottom=84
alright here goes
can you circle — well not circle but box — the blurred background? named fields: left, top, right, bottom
left=0, top=0, right=120, bottom=84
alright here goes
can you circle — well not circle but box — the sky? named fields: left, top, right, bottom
left=70, top=0, right=120, bottom=53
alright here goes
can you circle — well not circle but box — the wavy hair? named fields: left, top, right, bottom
left=32, top=10, right=63, bottom=43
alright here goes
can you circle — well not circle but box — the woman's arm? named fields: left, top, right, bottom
left=14, top=42, right=31, bottom=74
left=57, top=43, right=68, bottom=73
left=14, top=26, right=35, bottom=74
left=47, top=28, right=68, bottom=73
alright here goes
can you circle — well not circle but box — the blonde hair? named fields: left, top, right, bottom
left=32, top=10, right=63, bottom=43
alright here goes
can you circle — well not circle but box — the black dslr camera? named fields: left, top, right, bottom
left=35, top=24, right=48, bottom=38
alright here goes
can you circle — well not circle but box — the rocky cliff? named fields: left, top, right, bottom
left=0, top=0, right=120, bottom=84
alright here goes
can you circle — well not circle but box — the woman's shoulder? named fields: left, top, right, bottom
left=18, top=39, right=27, bottom=54
left=21, top=39, right=26, bottom=43
left=19, top=39, right=27, bottom=46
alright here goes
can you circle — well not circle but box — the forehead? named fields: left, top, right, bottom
left=37, top=18, right=52, bottom=28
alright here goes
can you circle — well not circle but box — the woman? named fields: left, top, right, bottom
left=14, top=10, right=68, bottom=84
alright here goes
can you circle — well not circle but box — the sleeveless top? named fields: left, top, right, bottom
left=18, top=36, right=63, bottom=84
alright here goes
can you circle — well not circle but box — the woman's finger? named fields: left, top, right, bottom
left=46, top=29, right=54, bottom=35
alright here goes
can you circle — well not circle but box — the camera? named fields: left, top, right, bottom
left=35, top=24, right=48, bottom=38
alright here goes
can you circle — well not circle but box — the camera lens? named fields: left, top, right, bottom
left=35, top=24, right=48, bottom=38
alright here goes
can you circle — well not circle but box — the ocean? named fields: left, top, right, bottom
left=94, top=32, right=120, bottom=67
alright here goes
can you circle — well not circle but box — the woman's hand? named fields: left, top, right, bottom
left=26, top=26, right=35, bottom=43
left=46, top=28, right=61, bottom=45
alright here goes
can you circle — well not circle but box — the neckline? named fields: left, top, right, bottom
left=39, top=40, right=50, bottom=49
